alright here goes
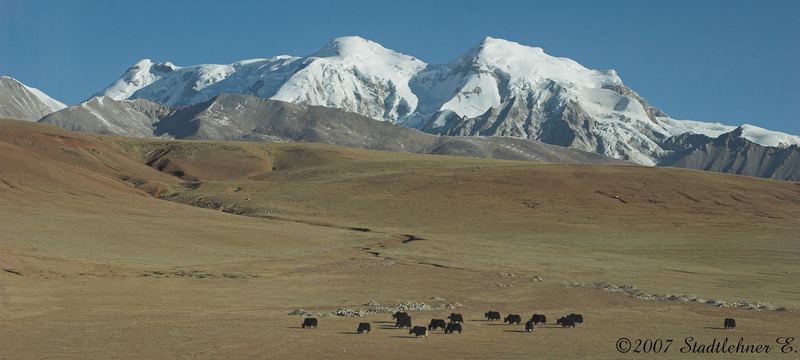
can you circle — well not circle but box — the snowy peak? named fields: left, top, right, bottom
left=0, top=76, right=66, bottom=121
left=128, top=58, right=179, bottom=74
left=657, top=118, right=800, bottom=148
left=307, top=36, right=425, bottom=78
left=457, top=36, right=622, bottom=90
left=305, top=36, right=426, bottom=76
left=270, top=36, right=426, bottom=122
left=101, top=58, right=178, bottom=100
left=90, top=36, right=799, bottom=167
left=467, top=36, right=546, bottom=62
left=100, top=55, right=304, bottom=107
left=313, top=36, right=401, bottom=59
left=737, top=124, right=800, bottom=148
left=409, top=37, right=656, bottom=161
left=131, top=58, right=154, bottom=70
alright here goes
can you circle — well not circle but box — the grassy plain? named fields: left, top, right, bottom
left=1, top=119, right=798, bottom=359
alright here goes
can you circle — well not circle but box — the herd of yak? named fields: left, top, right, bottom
left=300, top=311, right=585, bottom=337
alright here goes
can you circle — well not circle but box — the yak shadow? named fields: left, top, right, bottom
left=337, top=331, right=364, bottom=335
left=503, top=330, right=530, bottom=333
left=704, top=327, right=728, bottom=330
left=389, top=336, right=424, bottom=339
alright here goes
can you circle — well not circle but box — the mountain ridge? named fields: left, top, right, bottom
left=40, top=93, right=626, bottom=166
left=660, top=127, right=800, bottom=181
left=93, top=36, right=799, bottom=166
left=0, top=76, right=66, bottom=121
left=39, top=92, right=800, bottom=180
left=3, top=36, right=798, bottom=180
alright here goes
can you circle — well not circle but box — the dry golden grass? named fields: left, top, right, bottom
left=165, top=141, right=800, bottom=307
left=1, top=119, right=798, bottom=359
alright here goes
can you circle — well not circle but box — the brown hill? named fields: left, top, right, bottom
left=1, top=119, right=798, bottom=359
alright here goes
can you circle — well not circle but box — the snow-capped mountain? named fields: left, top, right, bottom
left=407, top=37, right=669, bottom=164
left=99, top=37, right=425, bottom=124
left=95, top=36, right=800, bottom=165
left=0, top=76, right=66, bottom=121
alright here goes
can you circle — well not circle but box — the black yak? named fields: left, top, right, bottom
left=504, top=314, right=522, bottom=325
left=484, top=311, right=501, bottom=321
left=531, top=314, right=547, bottom=325
left=445, top=323, right=463, bottom=334
left=410, top=326, right=428, bottom=337
left=428, top=319, right=447, bottom=331
left=447, top=313, right=464, bottom=324
left=357, top=322, right=371, bottom=334
left=301, top=318, right=318, bottom=329
left=525, top=320, right=534, bottom=333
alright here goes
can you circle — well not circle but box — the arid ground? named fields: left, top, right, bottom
left=1, top=119, right=798, bottom=359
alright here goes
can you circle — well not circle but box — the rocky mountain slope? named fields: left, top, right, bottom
left=660, top=128, right=800, bottom=181
left=39, top=96, right=169, bottom=137
left=0, top=76, right=66, bottom=121
left=40, top=94, right=623, bottom=165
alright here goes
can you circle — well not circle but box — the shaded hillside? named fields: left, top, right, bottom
left=660, top=128, right=800, bottom=181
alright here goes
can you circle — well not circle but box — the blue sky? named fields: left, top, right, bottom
left=1, top=0, right=798, bottom=134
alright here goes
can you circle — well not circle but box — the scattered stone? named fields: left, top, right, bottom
left=528, top=275, right=544, bottom=282
left=430, top=296, right=445, bottom=301
left=288, top=309, right=315, bottom=317
left=298, top=300, right=466, bottom=317
left=332, top=308, right=366, bottom=317
left=562, top=281, right=782, bottom=311
left=497, top=283, right=513, bottom=288
left=498, top=272, right=516, bottom=278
